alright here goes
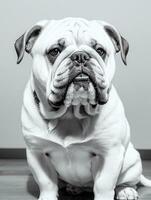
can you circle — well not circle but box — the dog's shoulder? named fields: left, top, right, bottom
left=21, top=80, right=48, bottom=136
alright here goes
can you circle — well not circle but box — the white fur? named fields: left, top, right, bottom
left=20, top=18, right=150, bottom=200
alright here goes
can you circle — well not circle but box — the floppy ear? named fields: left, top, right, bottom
left=104, top=24, right=129, bottom=65
left=14, top=20, right=48, bottom=64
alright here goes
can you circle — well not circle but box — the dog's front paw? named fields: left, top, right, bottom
left=115, top=186, right=139, bottom=200
left=38, top=191, right=58, bottom=200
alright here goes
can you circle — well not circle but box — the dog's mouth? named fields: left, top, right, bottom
left=47, top=60, right=109, bottom=110
left=64, top=72, right=95, bottom=106
left=74, top=74, right=89, bottom=81
left=73, top=73, right=90, bottom=90
left=48, top=73, right=109, bottom=110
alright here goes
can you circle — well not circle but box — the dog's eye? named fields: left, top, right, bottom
left=47, top=46, right=62, bottom=64
left=96, top=47, right=106, bottom=59
left=48, top=48, right=61, bottom=57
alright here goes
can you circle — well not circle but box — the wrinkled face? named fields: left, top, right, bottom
left=32, top=19, right=115, bottom=111
left=15, top=18, right=128, bottom=118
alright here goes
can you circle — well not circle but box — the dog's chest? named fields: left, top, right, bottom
left=45, top=117, right=102, bottom=186
left=46, top=140, right=99, bottom=186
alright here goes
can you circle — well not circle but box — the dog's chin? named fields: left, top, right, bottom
left=48, top=83, right=108, bottom=112
left=65, top=73, right=109, bottom=106
left=64, top=79, right=96, bottom=107
left=47, top=71, right=109, bottom=113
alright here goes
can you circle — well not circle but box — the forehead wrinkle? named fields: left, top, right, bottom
left=35, top=19, right=113, bottom=53
left=65, top=22, right=89, bottom=46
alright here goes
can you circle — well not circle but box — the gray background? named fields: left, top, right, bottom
left=0, top=0, right=151, bottom=148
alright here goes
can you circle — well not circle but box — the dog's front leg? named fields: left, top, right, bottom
left=26, top=143, right=58, bottom=200
left=93, top=145, right=125, bottom=200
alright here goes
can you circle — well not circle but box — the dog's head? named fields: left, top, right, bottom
left=15, top=18, right=129, bottom=119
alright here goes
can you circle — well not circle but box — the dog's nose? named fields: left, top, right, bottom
left=71, top=51, right=90, bottom=65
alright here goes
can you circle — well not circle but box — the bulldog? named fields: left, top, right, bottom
left=14, top=18, right=151, bottom=200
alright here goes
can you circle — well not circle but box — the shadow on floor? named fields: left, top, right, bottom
left=27, top=175, right=39, bottom=199
left=26, top=175, right=151, bottom=200
left=26, top=175, right=94, bottom=200
left=138, top=186, right=151, bottom=199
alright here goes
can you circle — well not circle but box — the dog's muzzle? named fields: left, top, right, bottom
left=47, top=51, right=109, bottom=109
left=71, top=51, right=90, bottom=90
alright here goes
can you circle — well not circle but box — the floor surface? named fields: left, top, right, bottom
left=0, top=160, right=151, bottom=200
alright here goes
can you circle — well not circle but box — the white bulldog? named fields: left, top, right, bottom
left=15, top=18, right=151, bottom=200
